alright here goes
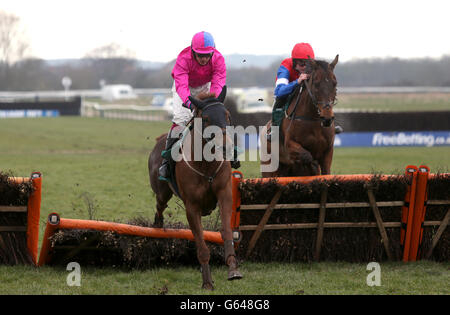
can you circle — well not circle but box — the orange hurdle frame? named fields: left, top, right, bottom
left=8, top=172, right=42, bottom=265
left=231, top=168, right=447, bottom=262
left=408, top=165, right=430, bottom=261
left=21, top=167, right=447, bottom=266
left=38, top=212, right=224, bottom=266
left=401, top=166, right=419, bottom=261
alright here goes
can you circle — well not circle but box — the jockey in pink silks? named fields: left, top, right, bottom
left=159, top=31, right=239, bottom=180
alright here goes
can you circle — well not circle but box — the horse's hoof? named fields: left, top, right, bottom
left=300, top=152, right=313, bottom=164
left=202, top=282, right=214, bottom=290
left=153, top=213, right=164, bottom=228
left=228, top=270, right=243, bottom=281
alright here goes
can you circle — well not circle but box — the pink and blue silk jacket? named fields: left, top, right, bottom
left=171, top=46, right=226, bottom=106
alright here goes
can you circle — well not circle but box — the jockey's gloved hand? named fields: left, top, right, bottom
left=182, top=99, right=194, bottom=111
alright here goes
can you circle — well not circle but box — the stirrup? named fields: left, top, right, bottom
left=265, top=125, right=273, bottom=141
left=158, top=163, right=169, bottom=181
left=158, top=177, right=169, bottom=182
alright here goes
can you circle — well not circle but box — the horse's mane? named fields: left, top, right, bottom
left=316, top=60, right=329, bottom=72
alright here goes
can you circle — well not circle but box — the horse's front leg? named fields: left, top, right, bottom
left=217, top=184, right=243, bottom=281
left=286, top=139, right=314, bottom=165
left=319, top=147, right=334, bottom=175
left=185, top=201, right=214, bottom=290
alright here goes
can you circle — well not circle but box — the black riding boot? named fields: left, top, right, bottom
left=158, top=129, right=179, bottom=180
left=230, top=146, right=241, bottom=169
left=267, top=96, right=287, bottom=141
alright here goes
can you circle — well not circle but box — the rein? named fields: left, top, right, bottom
left=180, top=140, right=225, bottom=183
left=286, top=70, right=335, bottom=123
left=286, top=76, right=320, bottom=122
left=179, top=101, right=227, bottom=184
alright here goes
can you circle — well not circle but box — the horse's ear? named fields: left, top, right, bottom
left=329, top=54, right=339, bottom=71
left=188, top=96, right=205, bottom=110
left=217, top=85, right=227, bottom=103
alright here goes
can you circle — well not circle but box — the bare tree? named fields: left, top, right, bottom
left=0, top=10, right=30, bottom=65
left=84, top=42, right=136, bottom=59
left=82, top=43, right=138, bottom=85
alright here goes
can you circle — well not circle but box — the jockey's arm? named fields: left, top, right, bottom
left=173, top=60, right=193, bottom=109
left=210, top=53, right=227, bottom=98
left=274, top=65, right=299, bottom=98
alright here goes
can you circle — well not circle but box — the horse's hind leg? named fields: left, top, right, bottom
left=185, top=203, right=213, bottom=290
left=154, top=185, right=173, bottom=228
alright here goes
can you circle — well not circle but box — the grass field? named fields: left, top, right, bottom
left=335, top=92, right=450, bottom=111
left=0, top=116, right=449, bottom=295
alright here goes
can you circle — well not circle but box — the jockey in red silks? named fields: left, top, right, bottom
left=274, top=42, right=314, bottom=102
left=159, top=31, right=239, bottom=180
left=267, top=42, right=342, bottom=139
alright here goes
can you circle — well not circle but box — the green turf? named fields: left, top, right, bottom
left=336, top=93, right=450, bottom=111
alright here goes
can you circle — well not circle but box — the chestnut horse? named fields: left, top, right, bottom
left=261, top=55, right=339, bottom=177
left=148, top=86, right=242, bottom=290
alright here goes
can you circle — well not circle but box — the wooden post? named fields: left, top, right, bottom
left=245, top=188, right=283, bottom=258
left=367, top=185, right=394, bottom=261
left=314, top=187, right=328, bottom=261
left=425, top=209, right=450, bottom=259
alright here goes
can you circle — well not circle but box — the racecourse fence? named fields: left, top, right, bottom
left=81, top=101, right=171, bottom=121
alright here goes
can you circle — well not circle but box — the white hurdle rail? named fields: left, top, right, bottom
left=82, top=101, right=171, bottom=121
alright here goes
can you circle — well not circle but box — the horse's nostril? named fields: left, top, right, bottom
left=321, top=119, right=332, bottom=127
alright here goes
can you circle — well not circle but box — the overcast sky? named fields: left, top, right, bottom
left=3, top=0, right=450, bottom=62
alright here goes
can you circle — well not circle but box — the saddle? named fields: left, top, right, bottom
left=269, top=88, right=299, bottom=141
left=159, top=126, right=192, bottom=198
left=272, top=87, right=299, bottom=128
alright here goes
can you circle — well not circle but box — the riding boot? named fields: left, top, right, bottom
left=230, top=146, right=241, bottom=169
left=158, top=129, right=179, bottom=180
left=267, top=96, right=287, bottom=141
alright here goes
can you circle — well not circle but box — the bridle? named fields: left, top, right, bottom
left=304, top=73, right=335, bottom=113
left=180, top=101, right=230, bottom=183
left=287, top=69, right=336, bottom=125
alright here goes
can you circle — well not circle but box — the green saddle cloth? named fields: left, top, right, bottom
left=271, top=92, right=296, bottom=127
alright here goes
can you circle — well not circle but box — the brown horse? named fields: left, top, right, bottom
left=148, top=86, right=242, bottom=290
left=261, top=55, right=339, bottom=177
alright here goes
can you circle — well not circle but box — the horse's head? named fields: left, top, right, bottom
left=188, top=86, right=234, bottom=160
left=304, top=55, right=339, bottom=128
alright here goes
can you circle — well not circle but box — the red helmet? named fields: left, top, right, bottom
left=291, top=43, right=315, bottom=60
